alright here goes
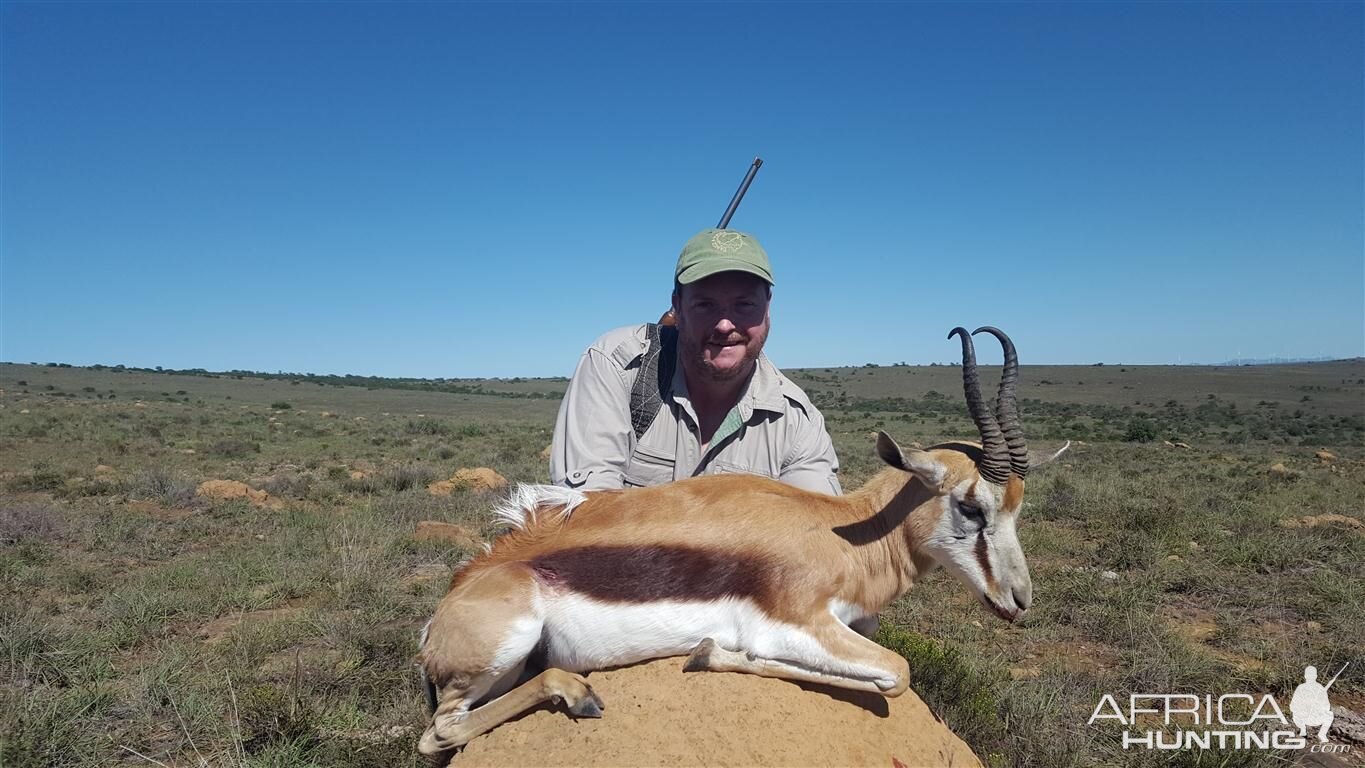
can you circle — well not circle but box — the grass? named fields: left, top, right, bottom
left=0, top=359, right=1361, bottom=766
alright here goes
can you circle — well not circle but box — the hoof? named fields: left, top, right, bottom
left=683, top=638, right=716, bottom=673
left=568, top=688, right=605, bottom=719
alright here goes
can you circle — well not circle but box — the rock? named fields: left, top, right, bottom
left=540, top=444, right=553, bottom=460
left=19, top=409, right=29, bottom=414
left=1173, top=442, right=1191, bottom=449
left=348, top=470, right=368, bottom=480
left=1306, top=621, right=1322, bottom=631
left=414, top=521, right=482, bottom=549
left=196, top=479, right=271, bottom=507
left=451, top=467, right=508, bottom=492
left=1101, top=570, right=1119, bottom=580
left=1330, top=705, right=1365, bottom=744
left=451, top=657, right=982, bottom=768
left=1009, top=667, right=1041, bottom=681
left=94, top=465, right=116, bottom=475
left=1188, top=541, right=1202, bottom=552
left=1163, top=440, right=1174, bottom=447
left=1166, top=555, right=1183, bottom=562
left=1316, top=450, right=1338, bottom=463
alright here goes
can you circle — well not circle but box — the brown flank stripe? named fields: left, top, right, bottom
left=530, top=545, right=774, bottom=605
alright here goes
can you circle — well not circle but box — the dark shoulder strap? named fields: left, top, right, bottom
left=630, top=323, right=678, bottom=440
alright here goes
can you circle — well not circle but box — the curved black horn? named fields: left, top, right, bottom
left=973, top=326, right=1028, bottom=478
left=948, top=327, right=1010, bottom=484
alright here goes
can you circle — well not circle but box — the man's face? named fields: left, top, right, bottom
left=672, top=271, right=771, bottom=383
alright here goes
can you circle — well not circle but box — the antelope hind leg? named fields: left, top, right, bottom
left=419, top=668, right=605, bottom=754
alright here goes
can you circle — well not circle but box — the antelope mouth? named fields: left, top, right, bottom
left=983, top=596, right=1020, bottom=623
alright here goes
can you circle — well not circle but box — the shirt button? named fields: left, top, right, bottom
left=571, top=471, right=582, bottom=479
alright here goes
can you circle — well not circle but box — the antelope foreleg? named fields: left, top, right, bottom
left=418, top=668, right=605, bottom=755
left=683, top=622, right=909, bottom=696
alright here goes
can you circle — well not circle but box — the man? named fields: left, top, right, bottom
left=550, top=228, right=841, bottom=495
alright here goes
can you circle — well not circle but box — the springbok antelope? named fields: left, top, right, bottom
left=416, top=326, right=1066, bottom=755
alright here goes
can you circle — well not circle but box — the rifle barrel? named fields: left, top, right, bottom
left=717, top=157, right=763, bottom=229
left=1325, top=662, right=1349, bottom=689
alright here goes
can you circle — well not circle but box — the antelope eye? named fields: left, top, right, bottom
left=959, top=504, right=986, bottom=521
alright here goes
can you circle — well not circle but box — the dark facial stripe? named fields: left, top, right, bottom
left=974, top=532, right=996, bottom=590
left=530, top=545, right=773, bottom=604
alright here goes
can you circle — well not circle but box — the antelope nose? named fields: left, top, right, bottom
left=1013, top=586, right=1032, bottom=613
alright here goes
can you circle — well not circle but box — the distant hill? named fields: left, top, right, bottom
left=1219, top=356, right=1362, bottom=366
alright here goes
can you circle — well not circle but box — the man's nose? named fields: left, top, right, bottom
left=714, top=317, right=737, bottom=333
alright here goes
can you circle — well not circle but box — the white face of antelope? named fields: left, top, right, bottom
left=875, top=433, right=1034, bottom=624
left=922, top=469, right=1032, bottom=623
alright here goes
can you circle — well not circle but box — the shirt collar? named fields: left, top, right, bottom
left=670, top=352, right=787, bottom=421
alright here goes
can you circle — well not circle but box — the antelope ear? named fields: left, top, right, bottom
left=1028, top=441, right=1072, bottom=473
left=876, top=431, right=946, bottom=489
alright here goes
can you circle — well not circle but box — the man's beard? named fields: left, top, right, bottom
left=681, top=332, right=762, bottom=383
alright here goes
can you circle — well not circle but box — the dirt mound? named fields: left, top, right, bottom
left=196, top=479, right=271, bottom=506
left=451, top=467, right=508, bottom=492
left=413, top=521, right=482, bottom=549
left=1279, top=513, right=1364, bottom=533
left=452, top=657, right=982, bottom=768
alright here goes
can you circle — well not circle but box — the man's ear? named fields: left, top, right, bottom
left=1028, top=441, right=1072, bottom=473
left=876, top=431, right=945, bottom=489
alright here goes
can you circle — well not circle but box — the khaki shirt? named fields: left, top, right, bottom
left=550, top=324, right=842, bottom=495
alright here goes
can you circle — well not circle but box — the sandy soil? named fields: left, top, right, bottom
left=451, top=657, right=982, bottom=768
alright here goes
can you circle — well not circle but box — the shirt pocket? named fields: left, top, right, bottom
left=709, top=459, right=778, bottom=481
left=624, top=446, right=676, bottom=488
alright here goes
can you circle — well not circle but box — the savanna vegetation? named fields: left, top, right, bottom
left=2, top=358, right=1362, bottom=767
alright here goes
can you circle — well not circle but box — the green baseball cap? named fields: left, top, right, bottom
left=674, top=228, right=775, bottom=286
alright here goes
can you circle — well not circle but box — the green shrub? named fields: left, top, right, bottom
left=1123, top=418, right=1158, bottom=442
left=875, top=625, right=1007, bottom=755
left=209, top=438, right=260, bottom=457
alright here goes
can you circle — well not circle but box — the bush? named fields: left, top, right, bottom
left=209, top=438, right=260, bottom=457
left=6, top=465, right=67, bottom=493
left=875, top=625, right=1007, bottom=753
left=407, top=419, right=451, bottom=436
left=271, top=401, right=292, bottom=410
left=121, top=468, right=198, bottom=508
left=1123, top=418, right=1159, bottom=443
left=0, top=501, right=63, bottom=544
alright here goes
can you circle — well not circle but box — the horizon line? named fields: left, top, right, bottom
left=2, top=356, right=1361, bottom=382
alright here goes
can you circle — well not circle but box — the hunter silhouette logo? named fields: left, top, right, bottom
left=1291, top=664, right=1344, bottom=742
left=710, top=230, right=745, bottom=252
left=1089, top=662, right=1353, bottom=754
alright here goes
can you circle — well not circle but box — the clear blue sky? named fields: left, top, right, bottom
left=3, top=2, right=1361, bottom=377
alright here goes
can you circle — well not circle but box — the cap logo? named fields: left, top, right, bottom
left=710, top=231, right=745, bottom=253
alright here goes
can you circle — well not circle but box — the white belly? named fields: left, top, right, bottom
left=539, top=593, right=812, bottom=672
